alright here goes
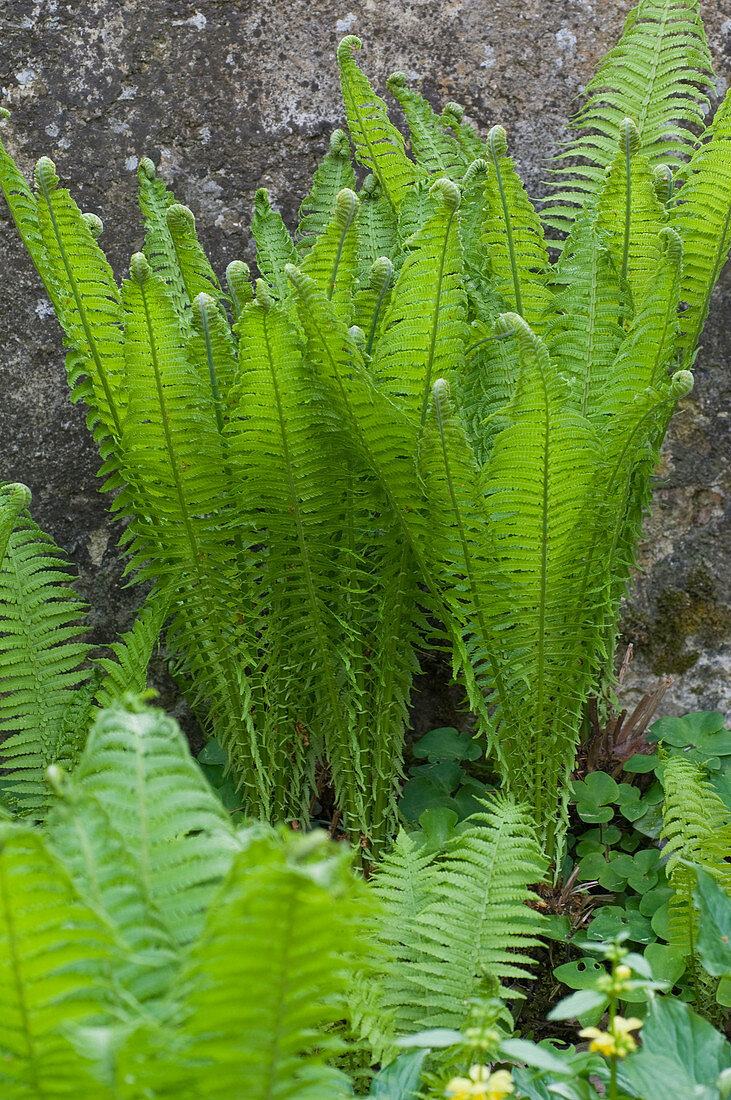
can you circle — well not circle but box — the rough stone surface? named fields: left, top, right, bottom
left=1, top=0, right=730, bottom=725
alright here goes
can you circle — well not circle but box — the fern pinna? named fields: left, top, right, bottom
left=2, top=0, right=730, bottom=857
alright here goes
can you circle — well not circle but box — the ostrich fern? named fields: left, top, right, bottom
left=1, top=0, right=730, bottom=856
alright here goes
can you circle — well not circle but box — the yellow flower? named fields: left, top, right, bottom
left=580, top=1015, right=643, bottom=1058
left=444, top=1065, right=515, bottom=1099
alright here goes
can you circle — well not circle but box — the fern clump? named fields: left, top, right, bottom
left=2, top=0, right=730, bottom=859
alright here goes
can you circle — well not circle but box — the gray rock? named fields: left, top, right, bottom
left=1, top=0, right=729, bottom=725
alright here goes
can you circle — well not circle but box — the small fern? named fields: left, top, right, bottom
left=366, top=797, right=546, bottom=1056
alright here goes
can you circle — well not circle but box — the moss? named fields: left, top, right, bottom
left=621, top=566, right=731, bottom=675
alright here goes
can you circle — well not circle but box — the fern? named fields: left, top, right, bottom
left=670, top=88, right=731, bottom=366
left=297, top=128, right=357, bottom=252
left=386, top=72, right=469, bottom=179
left=337, top=36, right=426, bottom=209
left=544, top=0, right=714, bottom=234
left=93, top=591, right=168, bottom=709
left=0, top=825, right=116, bottom=1099
left=0, top=492, right=92, bottom=816
left=369, top=798, right=546, bottom=1050
left=660, top=754, right=731, bottom=958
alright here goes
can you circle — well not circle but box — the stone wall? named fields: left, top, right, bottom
left=1, top=0, right=730, bottom=722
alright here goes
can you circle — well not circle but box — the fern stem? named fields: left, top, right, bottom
left=419, top=205, right=459, bottom=427
left=366, top=273, right=392, bottom=356
left=489, top=138, right=523, bottom=316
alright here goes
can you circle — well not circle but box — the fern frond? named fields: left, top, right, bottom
left=0, top=825, right=113, bottom=1098
left=0, top=121, right=64, bottom=305
left=356, top=173, right=398, bottom=286
left=593, top=226, right=682, bottom=418
left=371, top=178, right=468, bottom=427
left=595, top=119, right=668, bottom=307
left=482, top=127, right=551, bottom=329
left=670, top=89, right=731, bottom=366
left=353, top=256, right=394, bottom=354
left=372, top=799, right=545, bottom=1039
left=34, top=157, right=125, bottom=448
left=134, top=831, right=373, bottom=1100
left=545, top=219, right=627, bottom=417
left=660, top=754, right=731, bottom=955
left=93, top=591, right=169, bottom=709
left=225, top=259, right=253, bottom=319
left=386, top=72, right=469, bottom=178
left=73, top=703, right=240, bottom=951
left=301, top=187, right=360, bottom=320
left=227, top=291, right=361, bottom=826
left=0, top=483, right=31, bottom=572
left=188, top=291, right=238, bottom=428
left=441, top=101, right=488, bottom=162
left=297, top=129, right=357, bottom=252
left=286, top=265, right=423, bottom=528
left=0, top=507, right=91, bottom=816
left=338, top=36, right=427, bottom=210
left=45, top=773, right=179, bottom=1010
left=167, top=202, right=226, bottom=310
left=478, top=316, right=601, bottom=849
left=544, top=0, right=714, bottom=234
left=137, top=157, right=191, bottom=323
left=251, top=187, right=299, bottom=302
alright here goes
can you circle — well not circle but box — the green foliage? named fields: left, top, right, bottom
left=1, top=0, right=729, bottom=860
left=366, top=797, right=546, bottom=1055
left=0, top=700, right=376, bottom=1100
left=0, top=488, right=92, bottom=815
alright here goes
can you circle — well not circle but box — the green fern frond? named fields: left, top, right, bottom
left=297, top=129, right=357, bottom=252
left=0, top=825, right=113, bottom=1099
left=0, top=120, right=64, bottom=306
left=338, top=36, right=427, bottom=209
left=482, top=127, right=551, bottom=329
left=544, top=0, right=714, bottom=234
left=593, top=227, right=682, bottom=418
left=286, top=265, right=423, bottom=528
left=166, top=202, right=226, bottom=310
left=228, top=290, right=361, bottom=826
left=546, top=219, right=627, bottom=417
left=595, top=119, right=668, bottom=307
left=137, top=157, right=191, bottom=323
left=73, top=703, right=240, bottom=951
left=356, top=173, right=398, bottom=282
left=0, top=503, right=91, bottom=816
left=34, top=157, right=125, bottom=450
left=479, top=316, right=601, bottom=849
left=386, top=72, right=469, bottom=178
left=117, top=254, right=256, bottom=801
left=371, top=178, right=468, bottom=427
left=225, top=258, right=253, bottom=319
left=441, top=101, right=488, bottom=162
left=660, top=754, right=731, bottom=956
left=134, top=831, right=373, bottom=1100
left=353, top=256, right=393, bottom=354
left=189, top=291, right=238, bottom=429
left=372, top=799, right=545, bottom=1040
left=93, top=592, right=168, bottom=709
left=45, top=772, right=179, bottom=1010
left=301, top=187, right=360, bottom=319
left=670, top=88, right=731, bottom=367
left=251, top=187, right=299, bottom=302
left=0, top=483, right=31, bottom=572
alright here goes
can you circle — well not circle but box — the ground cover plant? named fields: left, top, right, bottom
left=0, top=0, right=730, bottom=1093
